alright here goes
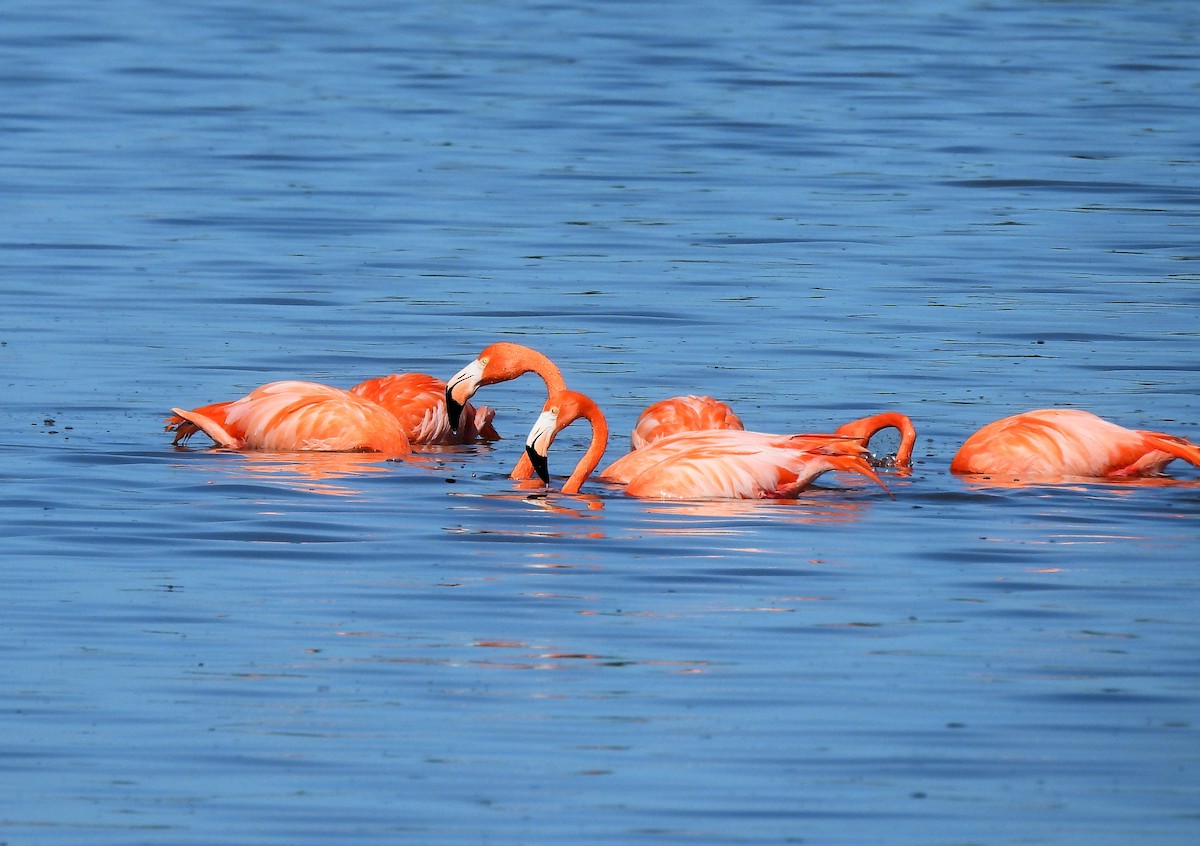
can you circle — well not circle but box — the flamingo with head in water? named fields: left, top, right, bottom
left=951, top=408, right=1200, bottom=480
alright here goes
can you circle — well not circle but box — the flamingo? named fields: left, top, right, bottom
left=165, top=380, right=411, bottom=457
left=349, top=372, right=498, bottom=445
left=634, top=398, right=917, bottom=469
left=524, top=389, right=891, bottom=500
left=445, top=342, right=567, bottom=479
left=950, top=409, right=1200, bottom=479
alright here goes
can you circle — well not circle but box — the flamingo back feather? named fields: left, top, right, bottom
left=630, top=395, right=745, bottom=450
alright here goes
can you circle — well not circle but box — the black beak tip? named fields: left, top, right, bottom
left=526, top=445, right=550, bottom=485
left=445, top=391, right=464, bottom=433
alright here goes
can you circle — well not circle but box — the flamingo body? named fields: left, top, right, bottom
left=630, top=395, right=745, bottom=450
left=601, top=429, right=888, bottom=500
left=350, top=372, right=498, bottom=445
left=167, top=380, right=411, bottom=456
left=524, top=390, right=889, bottom=500
left=951, top=409, right=1200, bottom=478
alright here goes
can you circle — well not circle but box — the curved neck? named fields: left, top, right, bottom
left=493, top=344, right=567, bottom=394
left=835, top=412, right=917, bottom=466
left=562, top=404, right=609, bottom=495
left=527, top=350, right=567, bottom=394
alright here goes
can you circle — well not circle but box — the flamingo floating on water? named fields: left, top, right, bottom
left=951, top=409, right=1200, bottom=480
left=168, top=371, right=496, bottom=454
left=166, top=380, right=412, bottom=457
left=523, top=389, right=891, bottom=500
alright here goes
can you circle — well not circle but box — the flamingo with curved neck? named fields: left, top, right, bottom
left=834, top=412, right=918, bottom=467
left=524, top=390, right=611, bottom=495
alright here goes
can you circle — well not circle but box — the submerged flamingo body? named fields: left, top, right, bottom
left=951, top=409, right=1200, bottom=478
left=630, top=395, right=745, bottom=450
left=166, top=380, right=411, bottom=456
left=350, top=372, right=498, bottom=445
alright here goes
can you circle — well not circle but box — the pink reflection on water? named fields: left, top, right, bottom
left=175, top=448, right=448, bottom=495
left=640, top=493, right=874, bottom=524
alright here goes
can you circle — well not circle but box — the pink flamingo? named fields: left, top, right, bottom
left=634, top=399, right=916, bottom=468
left=166, top=380, right=411, bottom=457
left=951, top=409, right=1200, bottom=479
left=524, top=389, right=890, bottom=499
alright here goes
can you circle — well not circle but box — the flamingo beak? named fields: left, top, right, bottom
left=526, top=443, right=550, bottom=485
left=445, top=359, right=484, bottom=432
left=445, top=392, right=465, bottom=434
left=524, top=408, right=558, bottom=485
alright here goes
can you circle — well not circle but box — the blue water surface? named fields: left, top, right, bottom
left=2, top=1, right=1198, bottom=844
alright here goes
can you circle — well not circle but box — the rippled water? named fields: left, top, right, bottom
left=3, top=1, right=1199, bottom=843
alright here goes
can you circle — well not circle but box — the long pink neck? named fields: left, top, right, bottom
left=835, top=412, right=917, bottom=466
left=562, top=404, right=610, bottom=495
left=501, top=345, right=567, bottom=481
left=523, top=349, right=567, bottom=394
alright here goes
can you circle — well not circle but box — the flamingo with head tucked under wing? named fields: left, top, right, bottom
left=524, top=389, right=891, bottom=500
left=951, top=409, right=1200, bottom=480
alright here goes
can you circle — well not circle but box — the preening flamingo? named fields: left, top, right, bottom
left=166, top=380, right=411, bottom=457
left=349, top=372, right=498, bottom=445
left=525, top=390, right=890, bottom=500
left=445, top=343, right=567, bottom=479
left=950, top=409, right=1200, bottom=479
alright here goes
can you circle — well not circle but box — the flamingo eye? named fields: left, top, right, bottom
left=480, top=356, right=489, bottom=366
left=550, top=406, right=560, bottom=415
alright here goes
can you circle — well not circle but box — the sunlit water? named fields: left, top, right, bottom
left=2, top=1, right=1198, bottom=844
